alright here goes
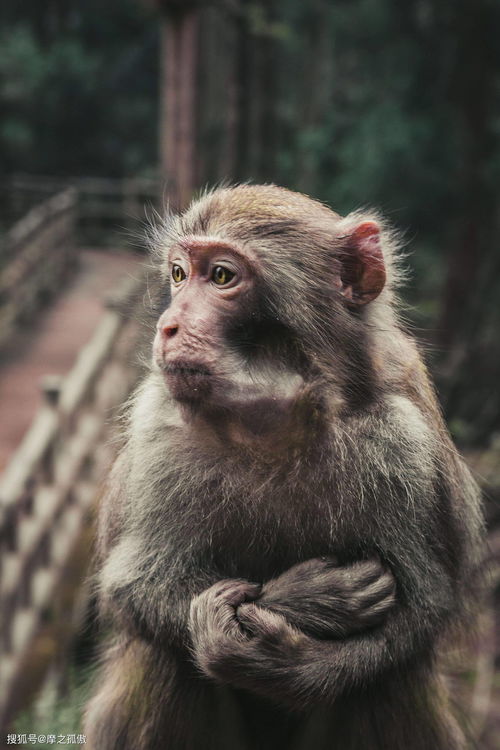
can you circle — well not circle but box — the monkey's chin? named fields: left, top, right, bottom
left=162, top=362, right=213, bottom=403
left=168, top=378, right=212, bottom=403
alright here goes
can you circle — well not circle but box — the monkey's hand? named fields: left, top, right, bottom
left=190, top=582, right=319, bottom=707
left=188, top=555, right=457, bottom=712
left=256, top=557, right=396, bottom=639
left=189, top=579, right=262, bottom=661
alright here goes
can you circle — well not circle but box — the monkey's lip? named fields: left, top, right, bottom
left=161, top=360, right=214, bottom=401
left=162, top=360, right=212, bottom=378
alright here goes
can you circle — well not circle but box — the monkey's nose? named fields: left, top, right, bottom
left=162, top=325, right=179, bottom=339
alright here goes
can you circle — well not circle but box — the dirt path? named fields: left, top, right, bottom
left=0, top=248, right=143, bottom=472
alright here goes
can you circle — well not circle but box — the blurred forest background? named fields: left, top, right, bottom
left=0, top=0, right=500, bottom=747
left=2, top=0, right=500, bottom=444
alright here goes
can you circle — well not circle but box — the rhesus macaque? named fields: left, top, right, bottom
left=85, top=185, right=483, bottom=750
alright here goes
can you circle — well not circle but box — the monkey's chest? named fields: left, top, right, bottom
left=206, top=470, right=346, bottom=580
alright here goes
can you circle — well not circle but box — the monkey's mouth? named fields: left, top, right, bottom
left=162, top=360, right=213, bottom=400
left=163, top=361, right=212, bottom=378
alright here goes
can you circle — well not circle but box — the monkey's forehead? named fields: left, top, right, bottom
left=177, top=184, right=342, bottom=241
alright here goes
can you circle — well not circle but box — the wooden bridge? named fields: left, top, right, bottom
left=0, top=180, right=153, bottom=728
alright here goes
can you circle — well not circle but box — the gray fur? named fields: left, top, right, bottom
left=85, top=184, right=484, bottom=750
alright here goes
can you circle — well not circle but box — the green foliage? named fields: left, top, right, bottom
left=13, top=666, right=94, bottom=749
left=0, top=3, right=158, bottom=176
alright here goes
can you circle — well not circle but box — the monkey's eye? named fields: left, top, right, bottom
left=212, top=266, right=235, bottom=286
left=172, top=264, right=186, bottom=283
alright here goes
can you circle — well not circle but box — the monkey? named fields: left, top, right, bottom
left=84, top=184, right=484, bottom=750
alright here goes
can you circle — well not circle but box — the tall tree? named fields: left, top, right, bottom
left=154, top=0, right=202, bottom=209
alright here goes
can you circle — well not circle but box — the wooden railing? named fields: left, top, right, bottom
left=0, top=188, right=77, bottom=348
left=0, top=272, right=145, bottom=725
left=2, top=174, right=161, bottom=245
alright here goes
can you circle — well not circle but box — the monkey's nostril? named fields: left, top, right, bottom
left=162, top=325, right=178, bottom=339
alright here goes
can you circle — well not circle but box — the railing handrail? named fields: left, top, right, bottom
left=4, top=173, right=161, bottom=196
left=3, top=187, right=77, bottom=252
left=0, top=273, right=143, bottom=525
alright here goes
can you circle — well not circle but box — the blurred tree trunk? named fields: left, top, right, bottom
left=439, top=0, right=494, bottom=351
left=437, top=0, right=498, bottom=439
left=233, top=0, right=252, bottom=181
left=244, top=8, right=261, bottom=180
left=219, top=7, right=239, bottom=182
left=156, top=1, right=201, bottom=209
left=197, top=6, right=236, bottom=184
left=256, top=2, right=278, bottom=180
left=296, top=0, right=332, bottom=195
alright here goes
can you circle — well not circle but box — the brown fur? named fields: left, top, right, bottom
left=85, top=185, right=484, bottom=749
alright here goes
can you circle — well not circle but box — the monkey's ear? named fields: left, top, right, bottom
left=338, top=221, right=386, bottom=305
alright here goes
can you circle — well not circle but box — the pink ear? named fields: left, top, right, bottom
left=340, top=221, right=386, bottom=305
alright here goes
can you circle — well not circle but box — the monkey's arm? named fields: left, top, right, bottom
left=96, top=484, right=198, bottom=644
left=255, top=557, right=396, bottom=638
left=99, top=541, right=393, bottom=647
left=188, top=539, right=462, bottom=710
left=95, top=451, right=130, bottom=562
left=97, top=452, right=394, bottom=645
left=98, top=533, right=224, bottom=647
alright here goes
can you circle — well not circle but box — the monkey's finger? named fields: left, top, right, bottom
left=348, top=558, right=388, bottom=586
left=236, top=602, right=265, bottom=635
left=317, top=555, right=340, bottom=567
left=281, top=557, right=339, bottom=580
left=332, top=561, right=381, bottom=590
left=190, top=594, right=248, bottom=642
left=210, top=579, right=262, bottom=607
left=224, top=582, right=262, bottom=607
left=359, top=592, right=397, bottom=623
left=358, top=572, right=396, bottom=607
left=236, top=602, right=291, bottom=638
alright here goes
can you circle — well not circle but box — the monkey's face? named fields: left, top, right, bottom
left=152, top=185, right=389, bottom=427
left=153, top=237, right=261, bottom=406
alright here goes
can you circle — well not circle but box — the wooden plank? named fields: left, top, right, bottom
left=0, top=220, right=74, bottom=295
left=0, top=408, right=58, bottom=516
left=5, top=188, right=77, bottom=250
left=0, top=485, right=96, bottom=714
left=0, top=415, right=102, bottom=601
left=10, top=608, right=38, bottom=657
left=6, top=174, right=158, bottom=197
left=58, top=312, right=123, bottom=416
left=0, top=553, right=21, bottom=596
left=31, top=568, right=54, bottom=609
left=59, top=276, right=143, bottom=415
left=0, top=272, right=143, bottom=520
left=0, top=656, right=16, bottom=704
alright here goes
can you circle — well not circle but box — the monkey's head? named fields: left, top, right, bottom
left=151, top=184, right=396, bottom=427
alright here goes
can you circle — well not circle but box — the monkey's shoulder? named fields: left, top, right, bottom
left=336, top=393, right=436, bottom=456
left=335, top=393, right=480, bottom=517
